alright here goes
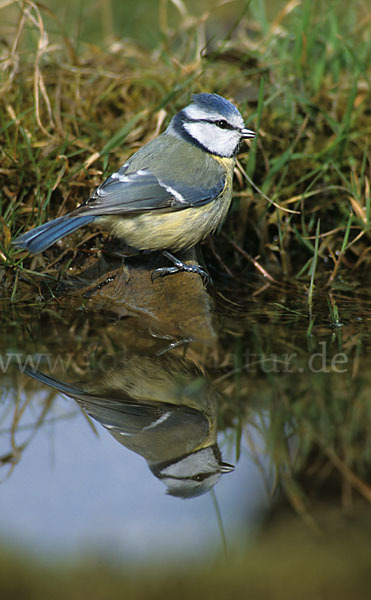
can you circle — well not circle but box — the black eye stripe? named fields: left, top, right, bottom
left=185, top=117, right=236, bottom=131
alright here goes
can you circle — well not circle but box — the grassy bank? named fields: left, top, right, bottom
left=0, top=0, right=370, bottom=298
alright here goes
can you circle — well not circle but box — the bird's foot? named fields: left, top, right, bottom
left=151, top=251, right=210, bottom=285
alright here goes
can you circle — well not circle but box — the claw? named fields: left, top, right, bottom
left=151, top=266, right=179, bottom=281
left=151, top=251, right=210, bottom=285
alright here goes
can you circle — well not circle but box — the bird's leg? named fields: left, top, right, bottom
left=151, top=251, right=210, bottom=285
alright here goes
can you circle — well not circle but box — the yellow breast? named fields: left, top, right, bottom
left=99, top=156, right=235, bottom=253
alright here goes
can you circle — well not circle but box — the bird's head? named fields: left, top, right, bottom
left=168, top=92, right=256, bottom=158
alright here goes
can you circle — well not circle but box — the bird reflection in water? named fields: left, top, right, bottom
left=24, top=354, right=234, bottom=498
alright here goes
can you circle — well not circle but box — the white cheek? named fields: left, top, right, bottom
left=184, top=122, right=239, bottom=157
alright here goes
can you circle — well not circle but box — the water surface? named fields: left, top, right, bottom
left=1, top=262, right=370, bottom=572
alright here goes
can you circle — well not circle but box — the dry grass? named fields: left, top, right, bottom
left=0, top=0, right=369, bottom=298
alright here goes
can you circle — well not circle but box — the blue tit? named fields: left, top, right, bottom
left=13, top=93, right=255, bottom=280
left=23, top=357, right=234, bottom=498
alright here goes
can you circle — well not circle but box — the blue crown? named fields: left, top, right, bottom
left=191, top=93, right=241, bottom=119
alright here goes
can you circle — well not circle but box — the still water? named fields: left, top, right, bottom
left=1, top=255, right=370, bottom=571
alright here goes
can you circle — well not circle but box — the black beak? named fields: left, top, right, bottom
left=220, top=461, right=235, bottom=473
left=240, top=127, right=256, bottom=139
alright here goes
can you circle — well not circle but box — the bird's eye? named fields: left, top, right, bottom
left=193, top=473, right=208, bottom=482
left=215, top=119, right=229, bottom=129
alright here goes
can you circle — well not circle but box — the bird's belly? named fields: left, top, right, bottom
left=99, top=192, right=232, bottom=252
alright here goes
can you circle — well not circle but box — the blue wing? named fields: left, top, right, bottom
left=77, top=165, right=225, bottom=217
left=23, top=367, right=204, bottom=436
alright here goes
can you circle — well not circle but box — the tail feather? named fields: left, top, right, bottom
left=24, top=366, right=84, bottom=397
left=12, top=214, right=96, bottom=254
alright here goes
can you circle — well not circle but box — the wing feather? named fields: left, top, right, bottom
left=77, top=167, right=225, bottom=217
